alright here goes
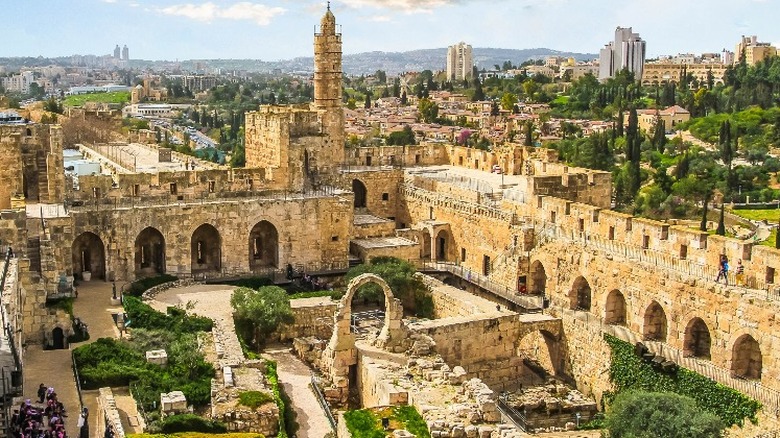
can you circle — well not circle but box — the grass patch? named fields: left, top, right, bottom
left=552, top=95, right=570, bottom=106
left=125, top=274, right=179, bottom=297
left=344, top=406, right=430, bottom=438
left=238, top=391, right=275, bottom=409
left=46, top=297, right=74, bottom=316
left=731, top=208, right=780, bottom=223
left=761, top=228, right=778, bottom=248
left=63, top=91, right=130, bottom=107
left=288, top=290, right=337, bottom=300
left=123, top=296, right=213, bottom=333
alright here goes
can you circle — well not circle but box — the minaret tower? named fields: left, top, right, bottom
left=313, top=2, right=345, bottom=168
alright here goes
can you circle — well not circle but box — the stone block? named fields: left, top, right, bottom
left=160, top=391, right=187, bottom=414
left=146, top=349, right=168, bottom=366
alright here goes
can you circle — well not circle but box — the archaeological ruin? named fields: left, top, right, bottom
left=2, top=5, right=780, bottom=438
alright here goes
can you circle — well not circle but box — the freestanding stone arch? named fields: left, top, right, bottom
left=529, top=260, right=547, bottom=295
left=323, top=274, right=404, bottom=404
left=134, top=227, right=165, bottom=277
left=249, top=220, right=279, bottom=270
left=732, top=334, right=762, bottom=380
left=516, top=329, right=564, bottom=378
left=683, top=317, right=711, bottom=359
left=569, top=276, right=592, bottom=311
left=191, top=224, right=221, bottom=274
left=604, top=289, right=627, bottom=326
left=643, top=301, right=668, bottom=342
left=72, top=232, right=106, bottom=280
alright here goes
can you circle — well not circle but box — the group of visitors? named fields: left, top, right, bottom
left=301, top=273, right=328, bottom=291
left=10, top=384, right=88, bottom=438
left=715, top=255, right=745, bottom=286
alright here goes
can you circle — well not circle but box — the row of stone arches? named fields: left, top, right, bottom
left=71, top=220, right=281, bottom=279
left=530, top=260, right=765, bottom=381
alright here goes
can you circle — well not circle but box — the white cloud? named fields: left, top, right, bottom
left=367, top=14, right=392, bottom=22
left=158, top=2, right=285, bottom=25
left=340, top=0, right=454, bottom=13
left=101, top=0, right=118, bottom=3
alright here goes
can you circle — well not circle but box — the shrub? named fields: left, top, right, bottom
left=159, top=414, right=227, bottom=434
left=125, top=274, right=178, bottom=297
left=223, top=277, right=274, bottom=289
left=124, top=296, right=213, bottom=333
left=343, top=410, right=385, bottom=438
left=238, top=391, right=275, bottom=409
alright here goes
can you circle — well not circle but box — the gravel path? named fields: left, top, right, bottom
left=264, top=346, right=334, bottom=438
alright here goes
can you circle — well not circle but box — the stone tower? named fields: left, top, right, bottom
left=313, top=3, right=345, bottom=169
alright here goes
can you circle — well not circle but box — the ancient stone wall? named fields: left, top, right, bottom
left=344, top=144, right=449, bottom=167
left=50, top=194, right=351, bottom=281
left=0, top=125, right=65, bottom=207
left=275, top=298, right=337, bottom=342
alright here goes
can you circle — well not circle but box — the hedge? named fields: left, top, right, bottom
left=124, top=296, right=213, bottom=333
left=160, top=414, right=227, bottom=434
left=604, top=334, right=761, bottom=427
left=125, top=275, right=179, bottom=297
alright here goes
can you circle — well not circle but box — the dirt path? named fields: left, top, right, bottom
left=264, top=346, right=334, bottom=438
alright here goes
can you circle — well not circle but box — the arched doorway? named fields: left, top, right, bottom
left=71, top=232, right=106, bottom=280
left=516, top=330, right=561, bottom=386
left=421, top=229, right=432, bottom=260
left=249, top=220, right=279, bottom=270
left=528, top=260, right=547, bottom=295
left=434, top=229, right=452, bottom=261
left=135, top=227, right=165, bottom=277
left=52, top=327, right=66, bottom=350
left=683, top=317, right=711, bottom=359
left=643, top=301, right=667, bottom=341
left=352, top=179, right=367, bottom=209
left=732, top=335, right=762, bottom=380
left=605, top=289, right=627, bottom=325
left=191, top=224, right=221, bottom=274
left=569, top=276, right=591, bottom=311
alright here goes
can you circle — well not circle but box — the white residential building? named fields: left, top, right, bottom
left=447, top=42, right=473, bottom=82
left=598, top=27, right=646, bottom=81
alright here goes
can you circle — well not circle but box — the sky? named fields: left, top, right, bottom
left=1, top=0, right=779, bottom=61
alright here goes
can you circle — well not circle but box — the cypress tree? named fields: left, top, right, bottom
left=716, top=204, right=726, bottom=236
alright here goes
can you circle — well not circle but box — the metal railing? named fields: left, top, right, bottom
left=497, top=394, right=527, bottom=432
left=309, top=376, right=336, bottom=431
left=542, top=224, right=774, bottom=297
left=71, top=351, right=84, bottom=411
left=419, top=261, right=543, bottom=311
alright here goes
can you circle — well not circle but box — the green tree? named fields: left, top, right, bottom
left=231, top=286, right=294, bottom=347
left=524, top=120, right=534, bottom=146
left=716, top=204, right=726, bottom=236
left=500, top=92, right=518, bottom=111
left=472, top=78, right=485, bottom=101
left=604, top=391, right=724, bottom=438
left=364, top=92, right=372, bottom=109
left=386, top=125, right=416, bottom=146
left=417, top=98, right=439, bottom=123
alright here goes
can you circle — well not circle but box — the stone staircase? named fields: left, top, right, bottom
left=26, top=237, right=41, bottom=274
left=36, top=153, right=49, bottom=202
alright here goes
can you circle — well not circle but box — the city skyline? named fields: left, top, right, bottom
left=2, top=0, right=778, bottom=62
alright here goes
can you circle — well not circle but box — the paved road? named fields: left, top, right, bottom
left=264, top=346, right=334, bottom=438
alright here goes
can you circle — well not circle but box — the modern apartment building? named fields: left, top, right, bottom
left=735, top=35, right=778, bottom=66
left=598, top=27, right=646, bottom=81
left=446, top=42, right=473, bottom=82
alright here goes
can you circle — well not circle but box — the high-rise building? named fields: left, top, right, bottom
left=735, top=35, right=778, bottom=66
left=122, top=45, right=129, bottom=61
left=113, top=44, right=121, bottom=59
left=598, top=27, right=646, bottom=82
left=447, top=42, right=473, bottom=82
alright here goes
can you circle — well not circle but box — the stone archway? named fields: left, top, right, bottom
left=135, top=227, right=165, bottom=277
left=434, top=229, right=452, bottom=262
left=249, top=220, right=279, bottom=270
left=191, top=224, right=221, bottom=274
left=529, top=260, right=547, bottom=295
left=683, top=317, right=711, bottom=359
left=643, top=301, right=668, bottom=342
left=731, top=334, right=762, bottom=380
left=323, top=274, right=404, bottom=404
left=516, top=329, right=562, bottom=384
left=604, top=289, right=627, bottom=326
left=72, top=232, right=106, bottom=280
left=569, top=276, right=591, bottom=311
left=352, top=179, right=367, bottom=209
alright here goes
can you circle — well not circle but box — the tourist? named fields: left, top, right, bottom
left=735, top=260, right=745, bottom=287
left=715, top=255, right=729, bottom=285
left=77, top=408, right=89, bottom=438
left=36, top=384, right=46, bottom=403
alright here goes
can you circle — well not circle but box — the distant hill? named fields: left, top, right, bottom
left=0, top=48, right=597, bottom=76
left=272, top=47, right=598, bottom=75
